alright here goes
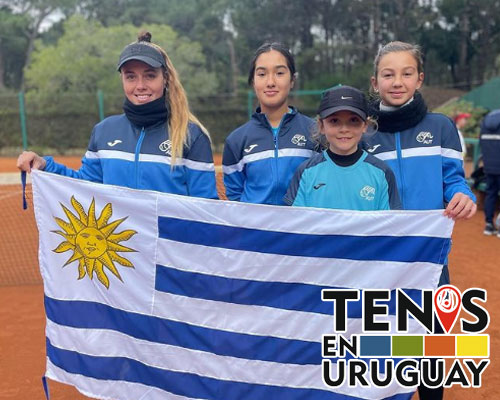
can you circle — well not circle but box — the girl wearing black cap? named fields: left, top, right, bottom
left=17, top=31, right=218, bottom=199
left=285, top=85, right=401, bottom=210
left=222, top=42, right=317, bottom=205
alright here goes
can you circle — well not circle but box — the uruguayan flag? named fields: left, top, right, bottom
left=32, top=170, right=453, bottom=400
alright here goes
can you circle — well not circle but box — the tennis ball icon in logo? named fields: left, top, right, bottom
left=434, top=285, right=462, bottom=333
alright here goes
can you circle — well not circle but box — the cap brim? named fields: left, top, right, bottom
left=117, top=56, right=163, bottom=71
left=319, top=106, right=367, bottom=120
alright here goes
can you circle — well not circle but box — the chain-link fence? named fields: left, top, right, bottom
left=1, top=90, right=326, bottom=155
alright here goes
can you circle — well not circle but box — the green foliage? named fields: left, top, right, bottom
left=0, top=8, right=29, bottom=89
left=4, top=0, right=500, bottom=95
left=17, top=16, right=218, bottom=151
left=302, top=63, right=372, bottom=93
left=434, top=100, right=488, bottom=138
left=4, top=0, right=500, bottom=153
left=24, top=15, right=217, bottom=112
left=76, top=0, right=234, bottom=92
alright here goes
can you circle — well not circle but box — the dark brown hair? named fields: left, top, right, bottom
left=373, top=41, right=424, bottom=77
left=247, top=42, right=297, bottom=86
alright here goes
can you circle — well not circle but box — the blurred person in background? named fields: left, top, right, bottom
left=479, top=109, right=500, bottom=236
left=17, top=31, right=217, bottom=199
left=454, top=112, right=471, bottom=159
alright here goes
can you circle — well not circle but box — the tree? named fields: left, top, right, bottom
left=77, top=0, right=237, bottom=93
left=24, top=15, right=217, bottom=110
left=434, top=0, right=500, bottom=89
left=0, top=0, right=79, bottom=88
left=11, top=0, right=500, bottom=95
left=0, top=7, right=29, bottom=90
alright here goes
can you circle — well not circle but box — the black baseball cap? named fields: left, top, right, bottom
left=117, top=42, right=166, bottom=71
left=317, top=85, right=368, bottom=120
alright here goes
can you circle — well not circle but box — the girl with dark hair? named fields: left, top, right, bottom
left=222, top=42, right=316, bottom=205
left=17, top=31, right=218, bottom=199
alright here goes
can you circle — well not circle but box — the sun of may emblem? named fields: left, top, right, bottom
left=52, top=196, right=137, bottom=289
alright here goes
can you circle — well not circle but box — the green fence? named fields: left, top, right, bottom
left=2, top=90, right=326, bottom=154
left=2, top=89, right=482, bottom=163
left=2, top=91, right=252, bottom=153
left=247, top=89, right=325, bottom=119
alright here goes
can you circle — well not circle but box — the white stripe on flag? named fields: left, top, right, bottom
left=157, top=238, right=443, bottom=289
left=47, top=320, right=411, bottom=400
left=153, top=291, right=427, bottom=342
left=46, top=359, right=196, bottom=400
left=156, top=195, right=453, bottom=238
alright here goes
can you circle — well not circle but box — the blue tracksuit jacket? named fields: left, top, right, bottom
left=43, top=114, right=218, bottom=199
left=363, top=113, right=475, bottom=210
left=222, top=107, right=316, bottom=205
left=284, top=150, right=401, bottom=210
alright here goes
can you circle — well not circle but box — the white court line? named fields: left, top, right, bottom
left=0, top=172, right=30, bottom=185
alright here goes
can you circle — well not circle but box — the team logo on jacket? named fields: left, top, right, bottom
left=159, top=140, right=172, bottom=155
left=360, top=185, right=375, bottom=201
left=291, top=134, right=307, bottom=146
left=367, top=144, right=381, bottom=153
left=107, top=139, right=122, bottom=147
left=416, top=131, right=434, bottom=144
left=244, top=144, right=258, bottom=153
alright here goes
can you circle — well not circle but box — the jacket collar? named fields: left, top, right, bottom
left=369, top=91, right=427, bottom=133
left=252, top=106, right=298, bottom=133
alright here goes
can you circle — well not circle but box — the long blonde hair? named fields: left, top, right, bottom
left=135, top=31, right=210, bottom=163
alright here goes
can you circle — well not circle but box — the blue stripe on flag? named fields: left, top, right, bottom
left=158, top=217, right=450, bottom=264
left=44, top=296, right=321, bottom=365
left=46, top=338, right=414, bottom=400
left=155, top=265, right=423, bottom=316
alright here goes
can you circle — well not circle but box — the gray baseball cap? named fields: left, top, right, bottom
left=117, top=42, right=166, bottom=71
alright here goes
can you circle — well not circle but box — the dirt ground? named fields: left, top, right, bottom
left=0, top=156, right=498, bottom=399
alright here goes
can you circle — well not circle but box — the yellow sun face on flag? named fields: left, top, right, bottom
left=52, top=196, right=137, bottom=289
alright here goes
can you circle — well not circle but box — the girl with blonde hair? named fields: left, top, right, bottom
left=18, top=31, right=217, bottom=198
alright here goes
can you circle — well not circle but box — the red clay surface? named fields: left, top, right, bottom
left=0, top=154, right=224, bottom=172
left=0, top=156, right=498, bottom=399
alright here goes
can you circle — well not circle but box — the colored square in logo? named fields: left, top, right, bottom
left=424, top=335, right=455, bottom=357
left=392, top=336, right=423, bottom=356
left=456, top=335, right=489, bottom=357
left=360, top=336, right=391, bottom=356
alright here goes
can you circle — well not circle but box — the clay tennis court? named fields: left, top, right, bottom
left=0, top=156, right=497, bottom=399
